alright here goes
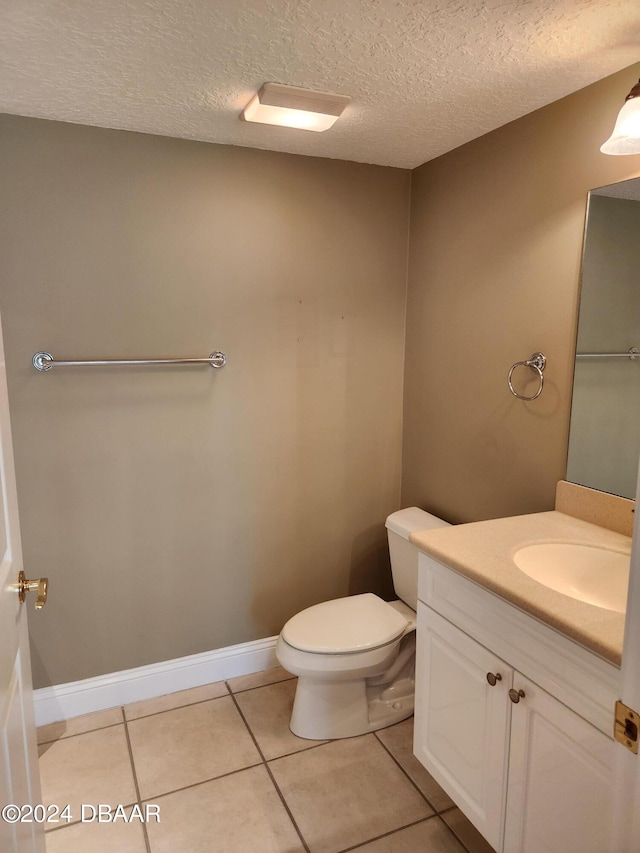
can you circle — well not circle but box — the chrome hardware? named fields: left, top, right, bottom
left=576, top=347, right=640, bottom=360
left=615, top=700, right=639, bottom=754
left=15, top=570, right=48, bottom=610
left=32, top=352, right=54, bottom=371
left=507, top=352, right=546, bottom=401
left=509, top=688, right=525, bottom=704
left=33, top=351, right=227, bottom=371
left=486, top=672, right=502, bottom=687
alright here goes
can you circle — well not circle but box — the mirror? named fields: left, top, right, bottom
left=566, top=176, right=640, bottom=499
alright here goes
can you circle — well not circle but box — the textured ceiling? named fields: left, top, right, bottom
left=1, top=0, right=640, bottom=169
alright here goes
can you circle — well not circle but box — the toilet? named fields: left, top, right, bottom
left=275, top=507, right=450, bottom=740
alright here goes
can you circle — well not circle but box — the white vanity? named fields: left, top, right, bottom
left=410, top=492, right=632, bottom=853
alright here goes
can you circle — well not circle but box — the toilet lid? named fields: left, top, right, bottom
left=281, top=593, right=409, bottom=654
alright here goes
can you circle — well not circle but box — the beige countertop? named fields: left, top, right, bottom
left=410, top=510, right=632, bottom=667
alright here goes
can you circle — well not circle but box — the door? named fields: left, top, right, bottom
left=0, top=318, right=45, bottom=853
left=611, top=463, right=640, bottom=852
left=414, top=602, right=512, bottom=851
left=505, top=674, right=613, bottom=853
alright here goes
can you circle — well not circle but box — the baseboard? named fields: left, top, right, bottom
left=33, top=636, right=279, bottom=727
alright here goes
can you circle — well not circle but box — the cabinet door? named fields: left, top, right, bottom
left=414, top=603, right=512, bottom=850
left=503, top=675, right=613, bottom=853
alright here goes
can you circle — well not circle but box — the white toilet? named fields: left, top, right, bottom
left=275, top=507, right=450, bottom=740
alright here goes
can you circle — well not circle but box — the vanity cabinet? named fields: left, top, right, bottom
left=415, top=605, right=512, bottom=846
left=503, top=671, right=612, bottom=852
left=414, top=554, right=617, bottom=853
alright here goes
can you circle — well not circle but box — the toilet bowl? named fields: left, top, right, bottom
left=276, top=507, right=450, bottom=740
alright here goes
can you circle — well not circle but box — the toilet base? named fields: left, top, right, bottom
left=289, top=635, right=416, bottom=740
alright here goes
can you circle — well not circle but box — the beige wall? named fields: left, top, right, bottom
left=4, top=63, right=640, bottom=688
left=402, top=64, right=640, bottom=523
left=0, top=116, right=410, bottom=688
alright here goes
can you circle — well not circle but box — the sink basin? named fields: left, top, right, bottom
left=513, top=543, right=630, bottom=613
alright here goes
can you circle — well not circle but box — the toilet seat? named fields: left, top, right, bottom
left=281, top=593, right=408, bottom=654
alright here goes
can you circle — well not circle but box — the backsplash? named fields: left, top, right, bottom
left=555, top=480, right=635, bottom=537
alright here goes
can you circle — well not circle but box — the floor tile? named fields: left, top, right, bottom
left=376, top=719, right=454, bottom=812
left=145, top=765, right=304, bottom=853
left=269, top=734, right=433, bottom=853
left=227, top=665, right=294, bottom=693
left=37, top=707, right=123, bottom=745
left=351, top=816, right=466, bottom=852
left=441, top=809, right=497, bottom=853
left=38, top=725, right=137, bottom=829
left=127, top=695, right=261, bottom=799
left=235, top=678, right=324, bottom=759
left=124, top=680, right=228, bottom=721
left=45, top=814, right=147, bottom=852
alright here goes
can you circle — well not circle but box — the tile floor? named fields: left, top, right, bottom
left=38, top=666, right=496, bottom=853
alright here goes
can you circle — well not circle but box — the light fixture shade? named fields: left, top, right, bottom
left=242, top=83, right=350, bottom=132
left=601, top=79, right=640, bottom=155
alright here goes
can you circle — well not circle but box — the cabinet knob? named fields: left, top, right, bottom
left=486, top=672, right=502, bottom=687
left=509, top=688, right=525, bottom=704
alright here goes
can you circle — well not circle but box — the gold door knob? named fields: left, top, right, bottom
left=509, top=688, right=525, bottom=704
left=16, top=570, right=48, bottom=609
left=486, top=672, right=502, bottom=687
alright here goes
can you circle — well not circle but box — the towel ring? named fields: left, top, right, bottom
left=508, top=352, right=546, bottom=401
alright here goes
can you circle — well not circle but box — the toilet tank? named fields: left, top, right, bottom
left=385, top=507, right=450, bottom=610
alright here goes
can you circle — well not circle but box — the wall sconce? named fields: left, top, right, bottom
left=242, top=83, right=350, bottom=132
left=601, top=78, right=640, bottom=155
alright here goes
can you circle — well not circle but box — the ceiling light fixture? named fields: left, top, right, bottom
left=242, top=83, right=350, bottom=132
left=601, top=78, right=640, bottom=155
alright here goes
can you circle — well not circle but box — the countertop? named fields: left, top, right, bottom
left=410, top=510, right=631, bottom=666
